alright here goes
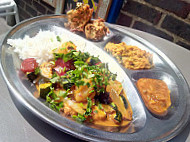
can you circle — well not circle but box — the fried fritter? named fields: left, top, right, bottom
left=85, top=18, right=109, bottom=41
left=65, top=3, right=93, bottom=32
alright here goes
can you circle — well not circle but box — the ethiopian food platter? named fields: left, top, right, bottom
left=1, top=4, right=190, bottom=142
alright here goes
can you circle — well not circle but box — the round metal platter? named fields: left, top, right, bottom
left=0, top=15, right=190, bottom=142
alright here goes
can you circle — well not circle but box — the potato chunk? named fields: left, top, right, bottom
left=74, top=79, right=95, bottom=102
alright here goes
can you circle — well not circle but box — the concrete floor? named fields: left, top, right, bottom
left=0, top=18, right=11, bottom=41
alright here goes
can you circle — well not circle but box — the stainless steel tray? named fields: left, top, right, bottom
left=0, top=15, right=190, bottom=142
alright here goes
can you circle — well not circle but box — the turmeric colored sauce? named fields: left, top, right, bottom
left=137, top=78, right=171, bottom=116
left=27, top=41, right=134, bottom=132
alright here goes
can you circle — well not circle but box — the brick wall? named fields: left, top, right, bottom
left=116, top=0, right=190, bottom=50
left=15, top=0, right=190, bottom=50
left=15, top=0, right=55, bottom=21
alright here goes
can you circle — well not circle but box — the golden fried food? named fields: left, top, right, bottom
left=137, top=78, right=171, bottom=116
left=85, top=18, right=109, bottom=40
left=104, top=42, right=153, bottom=70
left=64, top=3, right=93, bottom=32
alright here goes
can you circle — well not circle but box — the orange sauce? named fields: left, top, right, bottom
left=137, top=78, right=171, bottom=116
left=93, top=119, right=131, bottom=127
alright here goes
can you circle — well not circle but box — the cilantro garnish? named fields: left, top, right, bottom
left=94, top=110, right=98, bottom=113
left=50, top=76, right=60, bottom=83
left=72, top=114, right=86, bottom=123
left=34, top=67, right=40, bottom=75
left=98, top=103, right=103, bottom=110
left=85, top=97, right=92, bottom=116
left=56, top=36, right=61, bottom=42
left=46, top=87, right=63, bottom=112
left=57, top=89, right=70, bottom=98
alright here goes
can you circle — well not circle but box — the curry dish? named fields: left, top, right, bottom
left=104, top=42, right=153, bottom=70
left=21, top=41, right=133, bottom=131
left=136, top=78, right=171, bottom=116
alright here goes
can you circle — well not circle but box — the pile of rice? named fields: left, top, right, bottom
left=7, top=30, right=86, bottom=64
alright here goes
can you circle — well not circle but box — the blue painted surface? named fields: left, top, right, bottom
left=107, top=0, right=124, bottom=23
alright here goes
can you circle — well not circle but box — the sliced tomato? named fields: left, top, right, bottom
left=55, top=58, right=66, bottom=68
left=65, top=59, right=75, bottom=70
left=21, top=58, right=38, bottom=73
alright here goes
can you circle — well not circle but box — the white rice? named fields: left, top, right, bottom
left=7, top=30, right=86, bottom=64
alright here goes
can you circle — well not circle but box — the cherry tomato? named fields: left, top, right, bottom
left=21, top=58, right=38, bottom=73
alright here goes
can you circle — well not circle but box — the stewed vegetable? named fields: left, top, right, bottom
left=21, top=41, right=133, bottom=130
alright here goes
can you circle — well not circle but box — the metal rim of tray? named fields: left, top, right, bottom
left=0, top=15, right=190, bottom=142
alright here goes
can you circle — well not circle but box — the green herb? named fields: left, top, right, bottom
left=63, top=67, right=66, bottom=72
left=85, top=97, right=92, bottom=116
left=72, top=114, right=86, bottom=123
left=49, top=61, right=55, bottom=65
left=75, top=80, right=85, bottom=87
left=110, top=102, right=117, bottom=110
left=66, top=61, right=116, bottom=92
left=50, top=76, right=60, bottom=83
left=34, top=67, right=40, bottom=75
left=63, top=83, right=74, bottom=90
left=56, top=36, right=61, bottom=42
left=86, top=82, right=90, bottom=88
left=89, top=90, right=94, bottom=93
left=80, top=103, right=84, bottom=107
left=53, top=53, right=64, bottom=60
left=62, top=51, right=75, bottom=62
left=45, top=87, right=63, bottom=112
left=52, top=73, right=58, bottom=78
left=57, top=89, right=70, bottom=98
left=87, top=56, right=101, bottom=65
left=94, top=110, right=98, bottom=113
left=98, top=103, right=103, bottom=110
left=73, top=51, right=90, bottom=62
